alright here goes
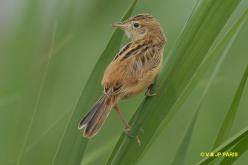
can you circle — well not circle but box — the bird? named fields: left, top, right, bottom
left=78, top=13, right=167, bottom=139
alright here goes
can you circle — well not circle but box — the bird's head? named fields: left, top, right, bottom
left=112, top=13, right=166, bottom=42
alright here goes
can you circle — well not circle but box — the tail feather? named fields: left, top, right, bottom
left=78, top=95, right=106, bottom=129
left=78, top=95, right=114, bottom=138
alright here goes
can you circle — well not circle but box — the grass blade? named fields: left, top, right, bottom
left=219, top=135, right=248, bottom=165
left=196, top=125, right=248, bottom=165
left=155, top=8, right=248, bottom=142
left=213, top=61, right=248, bottom=147
left=107, top=0, right=242, bottom=164
left=171, top=109, right=199, bottom=165
left=52, top=1, right=138, bottom=165
left=170, top=12, right=248, bottom=162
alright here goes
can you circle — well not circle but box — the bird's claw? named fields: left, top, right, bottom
left=124, top=126, right=131, bottom=134
left=145, top=89, right=156, bottom=97
left=123, top=125, right=134, bottom=138
left=123, top=126, right=142, bottom=145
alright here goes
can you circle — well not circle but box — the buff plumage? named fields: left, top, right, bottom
left=78, top=14, right=167, bottom=139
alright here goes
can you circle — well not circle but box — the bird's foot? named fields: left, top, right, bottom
left=123, top=126, right=142, bottom=146
left=123, top=125, right=131, bottom=135
left=145, top=88, right=156, bottom=97
left=145, top=84, right=157, bottom=97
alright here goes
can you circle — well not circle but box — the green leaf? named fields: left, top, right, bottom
left=52, top=1, right=138, bottom=165
left=211, top=64, right=248, bottom=164
left=219, top=134, right=248, bottom=165
left=213, top=59, right=248, bottom=147
left=171, top=109, right=199, bottom=165
left=171, top=12, right=248, bottom=162
left=197, top=56, right=248, bottom=165
left=107, top=0, right=242, bottom=164
left=196, top=125, right=248, bottom=165
left=154, top=7, right=248, bottom=142
left=14, top=1, right=57, bottom=164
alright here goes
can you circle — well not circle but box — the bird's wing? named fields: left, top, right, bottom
left=133, top=44, right=163, bottom=74
left=113, top=42, right=132, bottom=61
left=102, top=42, right=145, bottom=94
left=102, top=41, right=163, bottom=95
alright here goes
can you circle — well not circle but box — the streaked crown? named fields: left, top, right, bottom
left=113, top=13, right=166, bottom=43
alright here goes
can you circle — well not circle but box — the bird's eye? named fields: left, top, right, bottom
left=133, top=22, right=140, bottom=28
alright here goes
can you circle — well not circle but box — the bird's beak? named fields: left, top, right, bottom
left=112, top=22, right=128, bottom=30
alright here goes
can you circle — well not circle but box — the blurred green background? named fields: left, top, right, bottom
left=0, top=0, right=247, bottom=165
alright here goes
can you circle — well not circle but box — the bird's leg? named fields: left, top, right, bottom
left=114, top=105, right=131, bottom=134
left=145, top=83, right=156, bottom=96
left=114, top=105, right=141, bottom=145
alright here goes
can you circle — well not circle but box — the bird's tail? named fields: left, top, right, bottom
left=78, top=95, right=115, bottom=138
